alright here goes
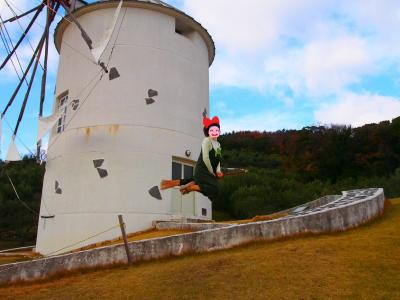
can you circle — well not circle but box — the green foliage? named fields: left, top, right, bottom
left=221, top=121, right=400, bottom=181
left=1, top=118, right=400, bottom=245
left=0, top=157, right=45, bottom=246
left=217, top=120, right=400, bottom=219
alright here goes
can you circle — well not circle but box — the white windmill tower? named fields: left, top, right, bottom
left=34, top=0, right=215, bottom=254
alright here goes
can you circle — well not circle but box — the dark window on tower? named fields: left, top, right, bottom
left=172, top=162, right=182, bottom=180
left=172, top=159, right=195, bottom=180
left=184, top=165, right=194, bottom=179
left=175, top=19, right=193, bottom=38
left=56, top=91, right=68, bottom=134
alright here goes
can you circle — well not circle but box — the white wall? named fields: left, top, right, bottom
left=36, top=5, right=212, bottom=255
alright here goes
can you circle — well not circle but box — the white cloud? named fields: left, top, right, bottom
left=303, top=37, right=371, bottom=94
left=221, top=109, right=304, bottom=133
left=183, top=0, right=399, bottom=94
left=183, top=0, right=336, bottom=54
left=210, top=57, right=266, bottom=90
left=181, top=0, right=400, bottom=129
left=0, top=0, right=60, bottom=82
left=213, top=100, right=234, bottom=116
left=343, top=0, right=400, bottom=35
left=264, top=34, right=374, bottom=96
left=0, top=0, right=30, bottom=19
left=314, top=93, right=400, bottom=127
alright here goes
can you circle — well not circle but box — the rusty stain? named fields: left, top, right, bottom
left=108, top=124, right=120, bottom=135
left=85, top=127, right=91, bottom=138
left=77, top=125, right=120, bottom=139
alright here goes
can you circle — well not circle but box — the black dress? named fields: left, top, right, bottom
left=194, top=143, right=221, bottom=202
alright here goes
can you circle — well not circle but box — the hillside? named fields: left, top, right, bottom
left=2, top=198, right=399, bottom=299
left=1, top=118, right=400, bottom=246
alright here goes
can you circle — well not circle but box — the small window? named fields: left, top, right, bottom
left=202, top=208, right=207, bottom=216
left=172, top=159, right=195, bottom=180
left=56, top=91, right=68, bottom=133
left=184, top=165, right=194, bottom=179
left=172, top=162, right=182, bottom=180
left=175, top=19, right=193, bottom=38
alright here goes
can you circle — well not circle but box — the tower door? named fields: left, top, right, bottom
left=171, top=160, right=195, bottom=217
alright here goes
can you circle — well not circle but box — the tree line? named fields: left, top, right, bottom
left=0, top=158, right=44, bottom=247
left=216, top=117, right=400, bottom=219
left=1, top=116, right=399, bottom=246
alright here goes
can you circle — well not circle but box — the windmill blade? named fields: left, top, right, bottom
left=2, top=2, right=60, bottom=117
left=0, top=3, right=44, bottom=70
left=2, top=32, right=46, bottom=117
left=1, top=3, right=43, bottom=24
left=39, top=1, right=51, bottom=117
left=37, top=0, right=61, bottom=159
left=13, top=29, right=47, bottom=137
left=0, top=23, right=22, bottom=85
left=60, top=4, right=93, bottom=49
left=37, top=111, right=61, bottom=142
left=91, top=0, right=123, bottom=63
left=6, top=136, right=21, bottom=162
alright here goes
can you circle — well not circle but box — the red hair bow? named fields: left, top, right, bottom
left=203, top=116, right=220, bottom=128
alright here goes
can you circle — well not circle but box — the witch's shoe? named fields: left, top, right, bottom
left=181, top=182, right=201, bottom=195
left=180, top=187, right=190, bottom=195
left=160, top=180, right=180, bottom=190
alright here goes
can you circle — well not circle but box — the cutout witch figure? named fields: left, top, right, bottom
left=160, top=116, right=223, bottom=201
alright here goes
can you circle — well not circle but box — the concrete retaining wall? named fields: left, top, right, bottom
left=285, top=194, right=341, bottom=212
left=0, top=188, right=385, bottom=285
left=155, top=222, right=230, bottom=231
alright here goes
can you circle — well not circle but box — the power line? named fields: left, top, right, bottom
left=5, top=170, right=39, bottom=216
left=3, top=0, right=44, bottom=70
left=46, top=68, right=105, bottom=152
left=0, top=13, right=29, bottom=83
left=2, top=116, right=36, bottom=156
left=106, top=6, right=127, bottom=68
left=43, top=224, right=120, bottom=257
left=0, top=19, right=27, bottom=85
left=6, top=0, right=98, bottom=66
left=46, top=7, right=127, bottom=152
left=42, top=0, right=73, bottom=25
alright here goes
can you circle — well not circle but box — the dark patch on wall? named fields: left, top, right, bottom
left=93, top=159, right=104, bottom=168
left=71, top=99, right=79, bottom=110
left=109, top=67, right=120, bottom=80
left=97, top=168, right=108, bottom=178
left=149, top=186, right=162, bottom=200
left=55, top=180, right=62, bottom=194
left=145, top=98, right=155, bottom=105
left=148, top=89, right=158, bottom=97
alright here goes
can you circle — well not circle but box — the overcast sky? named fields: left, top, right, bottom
left=1, top=0, right=399, bottom=157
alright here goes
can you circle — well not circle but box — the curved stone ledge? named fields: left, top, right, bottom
left=0, top=188, right=385, bottom=285
left=155, top=222, right=230, bottom=231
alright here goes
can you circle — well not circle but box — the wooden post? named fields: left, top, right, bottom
left=118, top=215, right=132, bottom=264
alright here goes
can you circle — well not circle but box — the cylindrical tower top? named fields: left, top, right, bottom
left=54, top=0, right=215, bottom=66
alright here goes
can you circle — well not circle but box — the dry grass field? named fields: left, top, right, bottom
left=1, top=199, right=399, bottom=299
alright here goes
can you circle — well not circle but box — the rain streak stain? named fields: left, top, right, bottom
left=108, top=124, right=120, bottom=135
left=79, top=125, right=120, bottom=139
